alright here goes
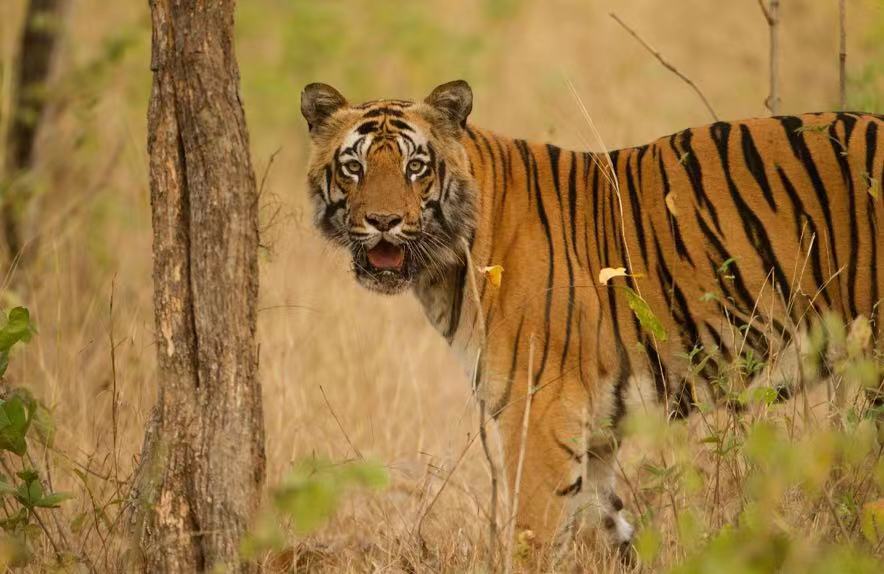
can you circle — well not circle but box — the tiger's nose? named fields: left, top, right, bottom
left=365, top=213, right=403, bottom=232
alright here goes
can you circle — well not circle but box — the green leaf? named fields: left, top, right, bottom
left=33, top=492, right=73, bottom=508
left=15, top=469, right=38, bottom=483
left=622, top=287, right=667, bottom=342
left=0, top=396, right=32, bottom=456
left=0, top=307, right=36, bottom=353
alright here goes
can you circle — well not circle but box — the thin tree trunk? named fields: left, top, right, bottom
left=2, top=0, right=63, bottom=266
left=129, top=0, right=265, bottom=572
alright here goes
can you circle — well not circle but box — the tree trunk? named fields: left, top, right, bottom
left=2, top=0, right=64, bottom=266
left=129, top=0, right=265, bottom=572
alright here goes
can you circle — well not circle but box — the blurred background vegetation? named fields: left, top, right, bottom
left=0, top=0, right=883, bottom=571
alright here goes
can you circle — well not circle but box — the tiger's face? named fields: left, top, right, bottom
left=300, top=81, right=477, bottom=294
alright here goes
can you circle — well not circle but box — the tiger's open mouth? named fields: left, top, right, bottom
left=366, top=240, right=405, bottom=271
left=354, top=240, right=412, bottom=294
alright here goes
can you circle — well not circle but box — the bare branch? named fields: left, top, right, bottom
left=609, top=12, right=719, bottom=121
left=839, top=0, right=847, bottom=109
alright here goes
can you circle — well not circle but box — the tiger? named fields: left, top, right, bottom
left=299, top=79, right=884, bottom=556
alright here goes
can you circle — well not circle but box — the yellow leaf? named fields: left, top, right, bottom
left=599, top=267, right=627, bottom=286
left=478, top=265, right=504, bottom=287
left=665, top=191, right=679, bottom=216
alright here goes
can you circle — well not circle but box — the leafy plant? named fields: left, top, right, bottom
left=0, top=307, right=72, bottom=568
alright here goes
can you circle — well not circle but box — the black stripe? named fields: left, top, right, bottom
left=475, top=132, right=498, bottom=302
left=625, top=151, right=649, bottom=264
left=658, top=155, right=695, bottom=266
left=514, top=140, right=533, bottom=207
left=673, top=130, right=724, bottom=234
left=444, top=264, right=467, bottom=342
left=775, top=167, right=830, bottom=306
left=568, top=152, right=580, bottom=266
left=610, top=344, right=631, bottom=430
left=529, top=146, right=555, bottom=383
left=739, top=124, right=778, bottom=211
left=491, top=317, right=525, bottom=417
left=592, top=158, right=604, bottom=265
left=653, top=233, right=702, bottom=356
left=710, top=122, right=793, bottom=310
left=362, top=107, right=404, bottom=118
left=705, top=321, right=732, bottom=364
left=388, top=119, right=413, bottom=131
left=547, top=146, right=577, bottom=373
left=865, top=121, right=880, bottom=336
left=554, top=436, right=583, bottom=462
left=494, top=137, right=513, bottom=212
left=577, top=309, right=589, bottom=392
left=671, top=381, right=695, bottom=419
left=720, top=303, right=770, bottom=358
left=828, top=115, right=859, bottom=318
left=437, top=160, right=448, bottom=201
left=696, top=214, right=758, bottom=314
left=356, top=121, right=379, bottom=135
left=642, top=334, right=667, bottom=401
left=780, top=116, right=841, bottom=295
left=546, top=144, right=563, bottom=202
left=556, top=476, right=583, bottom=497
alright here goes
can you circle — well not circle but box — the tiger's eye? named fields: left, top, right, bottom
left=408, top=159, right=426, bottom=175
left=344, top=160, right=362, bottom=175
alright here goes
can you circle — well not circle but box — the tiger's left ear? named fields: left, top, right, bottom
left=425, top=80, right=473, bottom=129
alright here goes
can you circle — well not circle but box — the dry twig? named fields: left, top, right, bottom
left=757, top=0, right=781, bottom=114
left=609, top=12, right=719, bottom=121
left=503, top=335, right=536, bottom=574
left=319, top=385, right=363, bottom=460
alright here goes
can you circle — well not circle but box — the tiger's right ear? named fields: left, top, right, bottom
left=301, top=83, right=348, bottom=132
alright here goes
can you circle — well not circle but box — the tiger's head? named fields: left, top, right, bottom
left=300, top=80, right=477, bottom=295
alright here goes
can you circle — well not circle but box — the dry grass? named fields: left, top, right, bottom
left=1, top=0, right=883, bottom=572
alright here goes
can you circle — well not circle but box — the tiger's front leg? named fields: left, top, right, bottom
left=494, top=376, right=634, bottom=558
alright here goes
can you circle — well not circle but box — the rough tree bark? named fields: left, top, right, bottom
left=129, top=0, right=265, bottom=572
left=2, top=0, right=64, bottom=266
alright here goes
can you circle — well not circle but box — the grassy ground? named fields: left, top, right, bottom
left=1, top=0, right=883, bottom=571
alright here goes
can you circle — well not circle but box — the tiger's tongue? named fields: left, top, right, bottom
left=367, top=241, right=405, bottom=270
